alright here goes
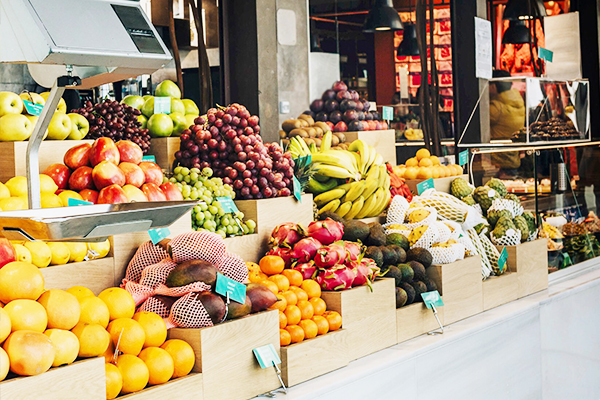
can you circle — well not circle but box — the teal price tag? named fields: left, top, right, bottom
left=154, top=97, right=172, bottom=114
left=23, top=99, right=44, bottom=116
left=498, top=247, right=508, bottom=273
left=293, top=175, right=302, bottom=202
left=382, top=106, right=394, bottom=121
left=148, top=227, right=170, bottom=245
left=539, top=47, right=554, bottom=63
left=215, top=273, right=246, bottom=304
left=67, top=198, right=93, bottom=206
left=217, top=197, right=239, bottom=213
left=459, top=150, right=469, bottom=166
left=253, top=344, right=281, bottom=369
left=141, top=155, right=156, bottom=163
left=417, top=178, right=434, bottom=195
left=421, top=290, right=444, bottom=309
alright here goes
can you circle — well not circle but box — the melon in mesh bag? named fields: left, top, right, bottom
left=414, top=190, right=470, bottom=223
left=165, top=292, right=224, bottom=329
left=479, top=232, right=504, bottom=275
left=124, top=240, right=171, bottom=284
left=406, top=207, right=437, bottom=227
left=217, top=253, right=249, bottom=283
left=430, top=243, right=465, bottom=265
left=432, top=221, right=452, bottom=244
left=385, top=195, right=410, bottom=225
left=154, top=280, right=213, bottom=298
left=139, top=295, right=179, bottom=319
left=408, top=224, right=439, bottom=250
left=170, top=231, right=227, bottom=266
left=467, top=229, right=493, bottom=279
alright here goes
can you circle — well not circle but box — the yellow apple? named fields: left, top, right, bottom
left=0, top=114, right=33, bottom=141
left=39, top=92, right=67, bottom=113
left=25, top=116, right=49, bottom=140
left=46, top=113, right=72, bottom=140
left=67, top=113, right=90, bottom=140
left=0, top=92, right=24, bottom=117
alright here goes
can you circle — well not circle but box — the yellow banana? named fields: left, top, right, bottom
left=343, top=180, right=366, bottom=203
left=313, top=187, right=347, bottom=206
left=321, top=131, right=332, bottom=153
left=361, top=165, right=380, bottom=200
left=350, top=151, right=362, bottom=173
left=355, top=191, right=379, bottom=219
left=311, top=151, right=359, bottom=175
left=349, top=140, right=369, bottom=174
left=296, top=136, right=311, bottom=155
left=318, top=199, right=341, bottom=215
left=309, top=143, right=318, bottom=154
left=377, top=165, right=388, bottom=188
left=313, top=164, right=359, bottom=181
left=345, top=196, right=365, bottom=220
left=336, top=201, right=353, bottom=218
left=371, top=187, right=391, bottom=217
left=364, top=146, right=377, bottom=173
left=371, top=153, right=384, bottom=168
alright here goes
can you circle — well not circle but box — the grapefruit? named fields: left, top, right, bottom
left=4, top=299, right=47, bottom=332
left=37, top=289, right=81, bottom=330
left=132, top=311, right=167, bottom=348
left=107, top=318, right=146, bottom=356
left=44, top=329, right=79, bottom=367
left=71, top=322, right=111, bottom=358
left=0, top=261, right=45, bottom=303
left=105, top=362, right=123, bottom=399
left=116, top=354, right=149, bottom=394
left=138, top=347, right=174, bottom=385
left=98, top=288, right=135, bottom=320
left=160, top=339, right=195, bottom=378
left=3, top=330, right=55, bottom=376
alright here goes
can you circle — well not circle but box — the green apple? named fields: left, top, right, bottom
left=181, top=99, right=200, bottom=115
left=67, top=113, right=90, bottom=140
left=155, top=80, right=181, bottom=99
left=169, top=112, right=188, bottom=136
left=0, top=114, right=33, bottom=141
left=185, top=114, right=198, bottom=128
left=19, top=92, right=45, bottom=116
left=171, top=98, right=185, bottom=115
left=121, top=95, right=145, bottom=110
left=0, top=92, right=24, bottom=117
left=141, top=97, right=155, bottom=118
left=46, top=112, right=72, bottom=140
left=147, top=113, right=174, bottom=138
left=25, top=115, right=49, bottom=139
left=40, top=92, right=67, bottom=113
left=138, top=114, right=148, bottom=129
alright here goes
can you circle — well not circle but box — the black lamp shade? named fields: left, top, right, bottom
left=502, top=20, right=532, bottom=44
left=503, top=0, right=546, bottom=20
left=397, top=23, right=420, bottom=56
left=363, top=0, right=403, bottom=33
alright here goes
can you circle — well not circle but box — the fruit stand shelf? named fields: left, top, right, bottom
left=482, top=272, right=518, bottom=311
left=404, top=174, right=469, bottom=195
left=344, top=130, right=396, bottom=165
left=41, top=257, right=115, bottom=295
left=495, top=239, right=549, bottom=298
left=396, top=300, right=445, bottom=344
left=147, top=137, right=180, bottom=174
left=119, top=373, right=203, bottom=399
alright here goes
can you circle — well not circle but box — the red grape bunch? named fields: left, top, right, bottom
left=174, top=103, right=295, bottom=199
left=73, top=100, right=151, bottom=153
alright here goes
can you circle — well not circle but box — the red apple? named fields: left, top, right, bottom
left=122, top=184, right=148, bottom=202
left=382, top=121, right=388, bottom=130
left=92, top=161, right=126, bottom=190
left=68, top=166, right=95, bottom=191
left=141, top=183, right=167, bottom=202
left=374, top=121, right=383, bottom=131
left=118, top=162, right=145, bottom=188
left=160, top=182, right=184, bottom=201
left=79, top=189, right=98, bottom=204
left=43, top=163, right=71, bottom=189
left=63, top=143, right=91, bottom=170
left=97, top=184, right=129, bottom=204
left=0, top=239, right=16, bottom=269
left=89, top=137, right=120, bottom=167
left=116, top=140, right=144, bottom=164
left=138, top=162, right=164, bottom=185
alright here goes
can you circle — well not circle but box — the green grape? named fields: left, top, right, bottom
left=175, top=173, right=184, bottom=182
left=173, top=166, right=182, bottom=175
left=191, top=168, right=200, bottom=175
left=184, top=175, right=191, bottom=184
left=199, top=203, right=208, bottom=212
left=202, top=167, right=213, bottom=177
left=226, top=225, right=234, bottom=235
left=190, top=172, right=199, bottom=182
left=221, top=216, right=230, bottom=226
left=193, top=205, right=201, bottom=214
left=194, top=181, right=203, bottom=190
left=246, top=220, right=257, bottom=230
left=195, top=211, right=205, bottom=223
left=217, top=208, right=225, bottom=217
left=204, top=210, right=212, bottom=220
left=169, top=177, right=177, bottom=183
left=208, top=206, right=219, bottom=215
left=181, top=167, right=190, bottom=176
left=242, top=224, right=249, bottom=234
left=190, top=191, right=199, bottom=200
left=216, top=230, right=226, bottom=239
left=181, top=186, right=191, bottom=198
left=232, top=225, right=240, bottom=234
left=202, top=220, right=213, bottom=230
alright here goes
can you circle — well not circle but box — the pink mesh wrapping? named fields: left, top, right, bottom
left=124, top=241, right=171, bottom=284
left=166, top=292, right=213, bottom=329
left=122, top=281, right=156, bottom=306
left=139, top=260, right=178, bottom=288
left=170, top=231, right=227, bottom=266
left=218, top=253, right=249, bottom=283
left=138, top=296, right=173, bottom=318
left=154, top=281, right=212, bottom=297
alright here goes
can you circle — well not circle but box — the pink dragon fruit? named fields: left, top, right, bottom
left=269, top=222, right=306, bottom=248
left=307, top=218, right=344, bottom=245
left=290, top=237, right=322, bottom=264
left=340, top=240, right=362, bottom=262
left=293, top=262, right=317, bottom=280
left=314, top=243, right=347, bottom=269
left=350, top=260, right=369, bottom=287
left=266, top=246, right=295, bottom=268
left=316, top=266, right=356, bottom=291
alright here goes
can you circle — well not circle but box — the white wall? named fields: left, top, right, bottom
left=309, top=52, right=340, bottom=105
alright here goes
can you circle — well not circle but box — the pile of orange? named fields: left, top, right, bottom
left=0, top=261, right=196, bottom=400
left=247, top=255, right=342, bottom=346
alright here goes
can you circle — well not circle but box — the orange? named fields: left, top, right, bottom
left=282, top=269, right=303, bottom=287
left=285, top=325, right=304, bottom=343
left=102, top=338, right=117, bottom=363
left=66, top=286, right=95, bottom=302
left=297, top=300, right=314, bottom=320
left=4, top=299, right=47, bottom=332
left=248, top=270, right=268, bottom=283
left=44, top=329, right=79, bottom=367
left=71, top=322, right=111, bottom=357
left=79, top=296, right=110, bottom=328
left=0, top=308, right=11, bottom=343
left=323, top=311, right=342, bottom=331
left=312, top=315, right=329, bottom=335
left=284, top=305, right=301, bottom=326
left=268, top=274, right=290, bottom=292
left=259, top=255, right=285, bottom=275
left=430, top=155, right=441, bottom=166
left=107, top=318, right=146, bottom=356
left=98, top=288, right=136, bottom=320
left=260, top=279, right=279, bottom=295
left=116, top=354, right=149, bottom=394
left=138, top=347, right=174, bottom=385
left=105, top=362, right=123, bottom=400
left=419, top=157, right=433, bottom=167
left=278, top=311, right=287, bottom=329
left=269, top=294, right=287, bottom=312
left=3, top=330, right=55, bottom=376
left=405, top=157, right=418, bottom=167
left=281, top=290, right=298, bottom=307
left=133, top=311, right=168, bottom=348
left=279, top=329, right=291, bottom=346
left=290, top=286, right=308, bottom=302
left=160, top=339, right=195, bottom=378
left=416, top=148, right=430, bottom=160
left=417, top=167, right=433, bottom=180
left=299, top=319, right=318, bottom=339
left=0, top=348, right=8, bottom=381
left=37, top=289, right=81, bottom=330
left=300, top=279, right=321, bottom=299
left=309, top=297, right=327, bottom=316
left=0, top=261, right=45, bottom=303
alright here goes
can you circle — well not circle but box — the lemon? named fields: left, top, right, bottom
left=417, top=166, right=433, bottom=180
left=24, top=241, right=52, bottom=268
left=47, top=242, right=71, bottom=265
left=416, top=148, right=431, bottom=161
left=64, top=242, right=88, bottom=263
left=13, top=243, right=32, bottom=263
left=39, top=174, right=58, bottom=194
left=0, top=183, right=9, bottom=200
left=430, top=155, right=440, bottom=166
left=418, top=158, right=433, bottom=167
left=5, top=176, right=28, bottom=197
left=0, top=196, right=28, bottom=211
left=405, top=157, right=418, bottom=168
left=88, top=240, right=111, bottom=259
left=41, top=193, right=64, bottom=209
left=58, top=190, right=83, bottom=206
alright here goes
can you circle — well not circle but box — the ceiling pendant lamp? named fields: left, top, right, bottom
left=397, top=23, right=419, bottom=56
left=502, top=20, right=533, bottom=44
left=363, top=0, right=403, bottom=33
left=503, top=0, right=546, bottom=20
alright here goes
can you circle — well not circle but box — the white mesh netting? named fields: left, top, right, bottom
left=414, top=190, right=470, bottom=223
left=124, top=241, right=171, bottom=284
left=490, top=229, right=521, bottom=246
left=443, top=221, right=463, bottom=240
left=385, top=195, right=410, bottom=225
left=410, top=225, right=440, bottom=250
left=527, top=228, right=539, bottom=242
left=385, top=228, right=412, bottom=238
left=165, top=292, right=213, bottom=329
left=218, top=253, right=249, bottom=283
left=457, top=232, right=478, bottom=257
left=406, top=207, right=438, bottom=226
left=432, top=221, right=452, bottom=244
left=170, top=231, right=227, bottom=265
left=479, top=232, right=503, bottom=275
left=430, top=243, right=466, bottom=265
left=467, top=229, right=493, bottom=279
left=488, top=199, right=524, bottom=217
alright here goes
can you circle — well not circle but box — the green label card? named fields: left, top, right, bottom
left=253, top=344, right=281, bottom=369
left=215, top=273, right=246, bottom=304
left=498, top=247, right=508, bottom=273
left=148, top=227, right=170, bottom=245
left=293, top=175, right=302, bottom=202
left=382, top=106, right=394, bottom=121
left=421, top=290, right=444, bottom=309
left=67, top=198, right=93, bottom=206
left=459, top=150, right=469, bottom=166
left=23, top=99, right=44, bottom=116
left=539, top=47, right=554, bottom=62
left=154, top=97, right=171, bottom=114
left=217, top=197, right=239, bottom=213
left=141, top=155, right=156, bottom=163
left=417, top=178, right=434, bottom=195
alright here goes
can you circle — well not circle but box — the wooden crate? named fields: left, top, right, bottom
left=281, top=329, right=349, bottom=387
left=495, top=239, right=548, bottom=298
left=0, top=358, right=105, bottom=400
left=320, top=278, right=396, bottom=361
left=223, top=233, right=265, bottom=264
left=120, top=373, right=203, bottom=399
left=426, top=256, right=483, bottom=325
left=147, top=137, right=180, bottom=173
left=167, top=310, right=281, bottom=400
left=0, top=140, right=93, bottom=182
left=396, top=301, right=445, bottom=344
left=344, top=129, right=396, bottom=164
left=482, top=272, right=518, bottom=311
left=405, top=174, right=468, bottom=195
left=41, top=257, right=115, bottom=295
left=356, top=215, right=387, bottom=225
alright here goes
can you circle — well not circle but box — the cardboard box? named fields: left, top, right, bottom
left=405, top=174, right=468, bottom=195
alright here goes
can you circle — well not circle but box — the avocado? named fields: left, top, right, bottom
left=395, top=287, right=408, bottom=308
left=406, top=248, right=433, bottom=268
left=342, top=220, right=370, bottom=242
left=319, top=210, right=344, bottom=223
left=385, top=265, right=403, bottom=287
left=225, top=295, right=252, bottom=320
left=380, top=246, right=399, bottom=266
left=400, top=282, right=416, bottom=305
left=366, top=223, right=387, bottom=246
left=388, top=244, right=407, bottom=263
left=407, top=260, right=426, bottom=281
left=397, top=263, right=414, bottom=283
left=165, top=259, right=218, bottom=288
left=424, top=278, right=438, bottom=293
left=365, top=246, right=384, bottom=268
left=387, top=232, right=410, bottom=251
left=411, top=281, right=428, bottom=302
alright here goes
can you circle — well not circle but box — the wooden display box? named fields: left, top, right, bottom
left=495, top=239, right=548, bottom=298
left=426, top=256, right=483, bottom=325
left=396, top=301, right=445, bottom=344
left=344, top=130, right=396, bottom=164
left=224, top=233, right=265, bottom=264
left=167, top=310, right=281, bottom=400
left=482, top=272, right=518, bottom=311
left=0, top=140, right=93, bottom=182
left=320, top=278, right=396, bottom=361
left=147, top=137, right=180, bottom=173
left=405, top=174, right=468, bottom=195
left=0, top=358, right=105, bottom=400
left=281, top=329, right=349, bottom=387
left=41, top=257, right=115, bottom=295
left=120, top=373, right=203, bottom=399
left=356, top=215, right=387, bottom=225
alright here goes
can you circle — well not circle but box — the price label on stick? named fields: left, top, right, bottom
left=417, top=178, right=434, bottom=195
left=293, top=175, right=302, bottom=202
left=498, top=247, right=508, bottom=273
left=253, top=344, right=281, bottom=369
left=68, top=198, right=93, bottom=207
left=459, top=150, right=469, bottom=166
left=382, top=106, right=393, bottom=121
left=539, top=47, right=554, bottom=63
left=22, top=99, right=43, bottom=116
left=141, top=155, right=156, bottom=163
left=148, top=227, right=170, bottom=245
left=154, top=97, right=171, bottom=114
left=217, top=197, right=239, bottom=213
left=215, top=273, right=246, bottom=304
left=421, top=290, right=444, bottom=309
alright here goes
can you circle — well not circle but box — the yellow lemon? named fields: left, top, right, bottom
left=58, top=190, right=83, bottom=206
left=404, top=167, right=419, bottom=180
left=416, top=148, right=431, bottom=161
left=41, top=193, right=63, bottom=209
left=430, top=155, right=440, bottom=166
left=39, top=174, right=58, bottom=194
left=4, top=176, right=28, bottom=197
left=88, top=239, right=111, bottom=259
left=432, top=166, right=441, bottom=179
left=418, top=158, right=433, bottom=167
left=0, top=196, right=28, bottom=211
left=443, top=165, right=452, bottom=177
left=24, top=241, right=52, bottom=268
left=47, top=242, right=71, bottom=266
left=0, top=347, right=8, bottom=381
left=0, top=183, right=9, bottom=200
left=405, top=157, right=418, bottom=167
left=452, top=164, right=464, bottom=176
left=66, top=286, right=95, bottom=302
left=417, top=167, right=433, bottom=180
left=64, top=242, right=88, bottom=263
left=13, top=244, right=32, bottom=264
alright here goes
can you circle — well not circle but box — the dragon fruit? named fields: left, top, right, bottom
left=290, top=237, right=322, bottom=264
left=314, top=243, right=347, bottom=269
left=351, top=258, right=380, bottom=289
left=269, top=222, right=306, bottom=248
left=266, top=246, right=295, bottom=268
left=316, top=266, right=356, bottom=291
left=293, top=262, right=317, bottom=280
left=340, top=240, right=362, bottom=262
left=307, top=218, right=344, bottom=245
